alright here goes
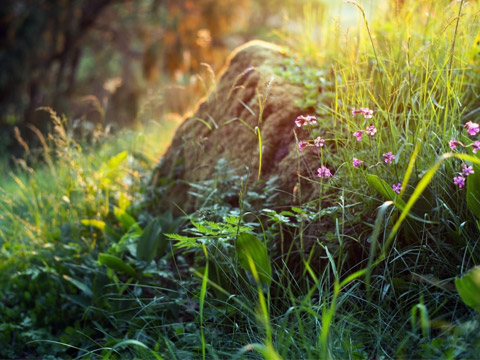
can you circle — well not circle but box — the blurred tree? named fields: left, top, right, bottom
left=0, top=0, right=120, bottom=151
left=0, top=1, right=117, bottom=119
left=0, top=0, right=307, bottom=153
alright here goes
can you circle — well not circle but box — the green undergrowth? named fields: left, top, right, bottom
left=0, top=111, right=179, bottom=358
left=2, top=0, right=480, bottom=358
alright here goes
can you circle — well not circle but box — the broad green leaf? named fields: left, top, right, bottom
left=137, top=218, right=165, bottom=263
left=98, top=253, right=136, bottom=278
left=366, top=174, right=406, bottom=209
left=113, top=206, right=137, bottom=230
left=467, top=157, right=480, bottom=218
left=455, top=266, right=480, bottom=312
left=236, top=232, right=272, bottom=285
left=366, top=174, right=435, bottom=224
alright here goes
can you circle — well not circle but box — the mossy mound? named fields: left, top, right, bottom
left=150, top=40, right=322, bottom=214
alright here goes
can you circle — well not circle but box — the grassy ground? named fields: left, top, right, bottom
left=1, top=0, right=480, bottom=359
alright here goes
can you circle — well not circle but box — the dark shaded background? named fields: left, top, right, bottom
left=0, top=0, right=320, bottom=156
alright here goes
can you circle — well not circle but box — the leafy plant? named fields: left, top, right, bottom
left=235, top=232, right=272, bottom=285
left=455, top=266, right=480, bottom=312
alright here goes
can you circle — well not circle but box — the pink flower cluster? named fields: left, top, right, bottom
left=449, top=138, right=460, bottom=150
left=465, top=121, right=480, bottom=136
left=353, top=126, right=377, bottom=141
left=454, top=176, right=465, bottom=189
left=450, top=138, right=480, bottom=153
left=351, top=152, right=395, bottom=168
left=317, top=166, right=333, bottom=178
left=366, top=125, right=377, bottom=136
left=449, top=122, right=480, bottom=153
left=352, top=158, right=364, bottom=168
left=392, top=183, right=402, bottom=194
left=314, top=137, right=325, bottom=147
left=298, top=141, right=309, bottom=152
left=295, top=115, right=317, bottom=127
left=383, top=152, right=396, bottom=164
left=351, top=123, right=396, bottom=168
left=352, top=107, right=374, bottom=119
left=448, top=121, right=480, bottom=188
left=463, top=164, right=474, bottom=176
left=296, top=114, right=325, bottom=153
left=474, top=141, right=480, bottom=154
left=353, top=130, right=365, bottom=141
left=293, top=116, right=333, bottom=179
left=453, top=164, right=475, bottom=189
left=297, top=137, right=325, bottom=152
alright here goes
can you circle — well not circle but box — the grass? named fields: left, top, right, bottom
left=0, top=110, right=180, bottom=358
left=2, top=0, right=480, bottom=358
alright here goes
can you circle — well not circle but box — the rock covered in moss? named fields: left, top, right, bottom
left=149, top=40, right=322, bottom=214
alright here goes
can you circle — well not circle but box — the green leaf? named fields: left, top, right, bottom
left=112, top=340, right=164, bottom=360
left=366, top=174, right=434, bottom=223
left=236, top=232, right=272, bottom=285
left=166, top=233, right=200, bottom=249
left=81, top=219, right=106, bottom=230
left=467, top=158, right=480, bottom=218
left=106, top=151, right=128, bottom=172
left=62, top=275, right=93, bottom=297
left=81, top=219, right=119, bottom=238
left=455, top=266, right=480, bottom=312
left=98, top=253, right=136, bottom=278
left=137, top=218, right=165, bottom=263
left=366, top=174, right=406, bottom=209
left=114, top=206, right=137, bottom=230
left=191, top=220, right=218, bottom=235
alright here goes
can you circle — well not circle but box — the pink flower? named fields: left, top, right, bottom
left=383, top=152, right=396, bottom=164
left=449, top=138, right=460, bottom=150
left=392, top=183, right=402, bottom=194
left=360, top=108, right=374, bottom=119
left=366, top=125, right=377, bottom=136
left=317, top=166, right=333, bottom=178
left=314, top=137, right=325, bottom=147
left=465, top=121, right=480, bottom=136
left=352, top=158, right=364, bottom=168
left=454, top=176, right=466, bottom=188
left=295, top=115, right=317, bottom=127
left=353, top=130, right=365, bottom=141
left=462, top=164, right=475, bottom=176
left=352, top=107, right=374, bottom=119
left=473, top=140, right=480, bottom=154
left=298, top=141, right=309, bottom=151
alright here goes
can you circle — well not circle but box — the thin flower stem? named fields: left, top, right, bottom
left=448, top=0, right=465, bottom=73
